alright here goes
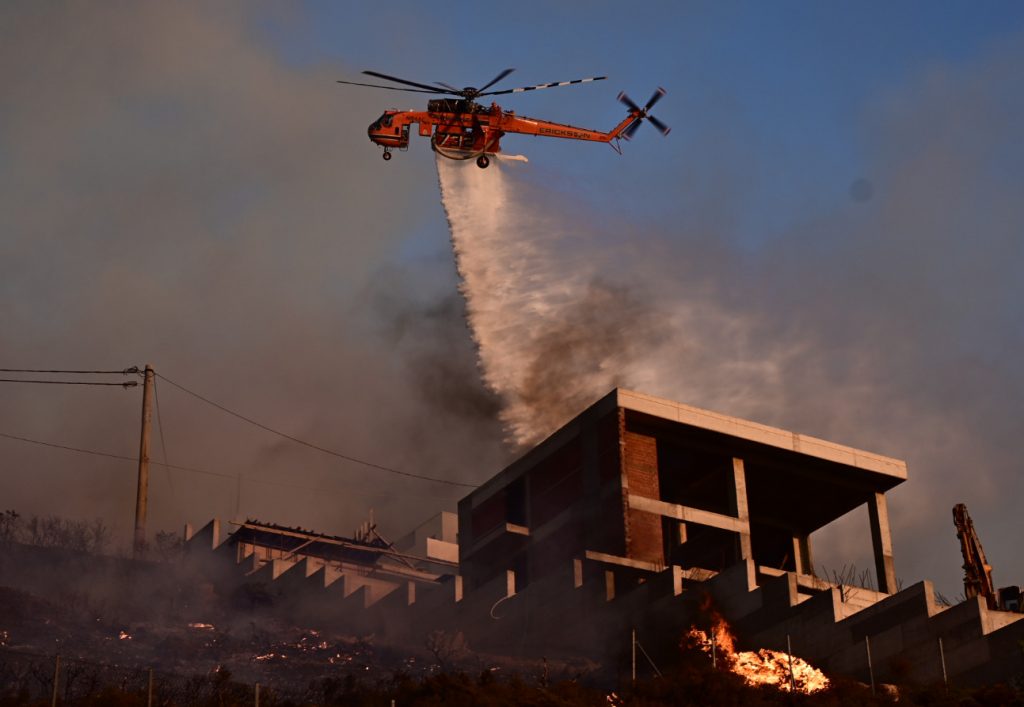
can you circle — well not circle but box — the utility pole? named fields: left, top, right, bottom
left=51, top=654, right=60, bottom=707
left=133, top=364, right=154, bottom=558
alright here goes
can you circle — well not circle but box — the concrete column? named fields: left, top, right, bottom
left=672, top=566, right=685, bottom=596
left=867, top=492, right=897, bottom=593
left=730, top=458, right=752, bottom=562
left=792, top=534, right=813, bottom=575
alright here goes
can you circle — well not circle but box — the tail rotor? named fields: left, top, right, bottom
left=618, top=87, right=670, bottom=140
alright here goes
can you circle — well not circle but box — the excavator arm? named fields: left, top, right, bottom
left=952, top=503, right=997, bottom=610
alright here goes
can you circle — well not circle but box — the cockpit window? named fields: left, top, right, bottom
left=371, top=113, right=389, bottom=130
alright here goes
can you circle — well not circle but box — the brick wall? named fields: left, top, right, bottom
left=623, top=429, right=664, bottom=564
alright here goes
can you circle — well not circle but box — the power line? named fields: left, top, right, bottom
left=155, top=372, right=477, bottom=489
left=0, top=378, right=137, bottom=388
left=152, top=374, right=181, bottom=514
left=0, top=430, right=232, bottom=480
left=0, top=367, right=139, bottom=375
left=153, top=377, right=170, bottom=472
left=0, top=429, right=463, bottom=501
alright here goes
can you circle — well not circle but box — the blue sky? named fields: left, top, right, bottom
left=263, top=1, right=1024, bottom=244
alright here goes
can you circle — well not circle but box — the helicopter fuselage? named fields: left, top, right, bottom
left=340, top=69, right=668, bottom=167
left=367, top=100, right=637, bottom=165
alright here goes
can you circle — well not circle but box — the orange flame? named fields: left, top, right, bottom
left=685, top=614, right=830, bottom=694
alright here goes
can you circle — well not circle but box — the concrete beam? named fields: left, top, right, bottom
left=426, top=537, right=458, bottom=563
left=867, top=492, right=897, bottom=593
left=626, top=494, right=748, bottom=534
left=584, top=549, right=664, bottom=573
left=463, top=522, right=530, bottom=558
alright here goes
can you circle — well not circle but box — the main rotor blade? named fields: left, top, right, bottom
left=617, top=91, right=642, bottom=113
left=362, top=70, right=449, bottom=94
left=644, top=87, right=666, bottom=111
left=477, top=68, right=516, bottom=93
left=434, top=81, right=461, bottom=92
left=336, top=79, right=445, bottom=94
left=481, top=76, right=606, bottom=97
left=647, top=114, right=671, bottom=136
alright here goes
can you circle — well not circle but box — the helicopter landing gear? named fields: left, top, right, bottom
left=476, top=154, right=490, bottom=169
left=382, top=149, right=392, bottom=161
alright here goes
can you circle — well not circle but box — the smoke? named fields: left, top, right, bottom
left=436, top=34, right=1024, bottom=594
left=0, top=3, right=508, bottom=546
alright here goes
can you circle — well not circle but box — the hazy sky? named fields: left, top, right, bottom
left=1, top=2, right=1023, bottom=598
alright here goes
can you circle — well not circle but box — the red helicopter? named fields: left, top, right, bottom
left=337, top=68, right=669, bottom=168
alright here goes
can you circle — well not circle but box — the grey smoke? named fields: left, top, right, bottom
left=0, top=3, right=505, bottom=545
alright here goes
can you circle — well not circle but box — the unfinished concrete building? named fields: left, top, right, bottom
left=459, top=388, right=902, bottom=597
left=184, top=389, right=1024, bottom=686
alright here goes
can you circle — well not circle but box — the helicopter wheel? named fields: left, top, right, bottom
left=476, top=155, right=490, bottom=169
left=382, top=150, right=392, bottom=161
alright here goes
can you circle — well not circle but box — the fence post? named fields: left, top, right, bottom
left=254, top=681, right=260, bottom=707
left=51, top=654, right=60, bottom=707
left=938, top=637, right=948, bottom=690
left=631, top=629, right=636, bottom=683
left=786, top=634, right=795, bottom=692
left=865, top=635, right=875, bottom=696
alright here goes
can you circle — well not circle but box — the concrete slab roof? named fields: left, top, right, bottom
left=615, top=389, right=908, bottom=483
left=465, top=388, right=908, bottom=513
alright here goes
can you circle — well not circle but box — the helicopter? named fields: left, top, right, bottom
left=336, top=68, right=670, bottom=168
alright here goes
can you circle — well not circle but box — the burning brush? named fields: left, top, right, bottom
left=684, top=611, right=830, bottom=694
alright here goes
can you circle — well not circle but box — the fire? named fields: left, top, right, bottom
left=685, top=614, right=830, bottom=694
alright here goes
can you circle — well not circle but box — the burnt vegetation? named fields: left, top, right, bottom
left=0, top=510, right=110, bottom=555
left=1, top=649, right=1022, bottom=706
left=1, top=510, right=1022, bottom=705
